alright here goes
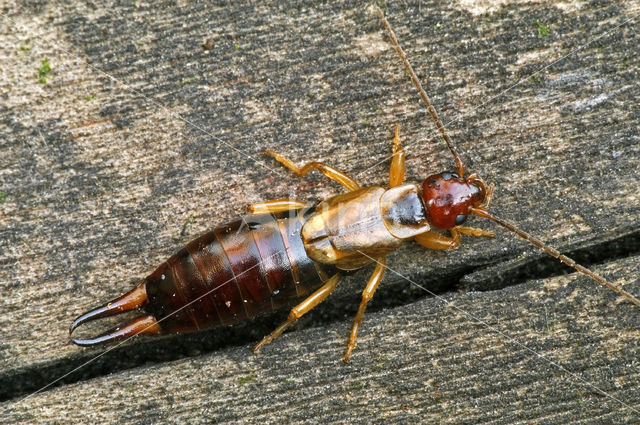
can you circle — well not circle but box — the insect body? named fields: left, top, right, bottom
left=70, top=7, right=640, bottom=362
left=69, top=124, right=493, bottom=362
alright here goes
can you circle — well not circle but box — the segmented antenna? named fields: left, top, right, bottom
left=375, top=6, right=465, bottom=177
left=472, top=208, right=640, bottom=308
left=376, top=6, right=639, bottom=308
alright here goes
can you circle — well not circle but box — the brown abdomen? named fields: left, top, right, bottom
left=144, top=208, right=334, bottom=334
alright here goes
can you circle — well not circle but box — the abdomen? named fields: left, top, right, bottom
left=144, top=208, right=335, bottom=334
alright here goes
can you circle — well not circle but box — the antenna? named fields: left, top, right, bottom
left=375, top=5, right=465, bottom=177
left=376, top=6, right=640, bottom=308
left=471, top=208, right=640, bottom=307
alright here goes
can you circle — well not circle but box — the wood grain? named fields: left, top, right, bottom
left=1, top=1, right=639, bottom=423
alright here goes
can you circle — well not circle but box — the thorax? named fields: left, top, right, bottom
left=301, top=184, right=430, bottom=270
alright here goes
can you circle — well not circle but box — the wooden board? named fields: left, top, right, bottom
left=1, top=1, right=639, bottom=423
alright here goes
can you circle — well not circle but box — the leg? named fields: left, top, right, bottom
left=253, top=273, right=342, bottom=355
left=415, top=226, right=494, bottom=250
left=389, top=124, right=405, bottom=188
left=415, top=229, right=461, bottom=250
left=265, top=150, right=360, bottom=191
left=343, top=257, right=386, bottom=363
left=247, top=199, right=309, bottom=214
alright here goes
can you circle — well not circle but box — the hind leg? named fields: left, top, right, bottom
left=253, top=273, right=342, bottom=355
left=343, top=257, right=386, bottom=363
left=265, top=150, right=360, bottom=191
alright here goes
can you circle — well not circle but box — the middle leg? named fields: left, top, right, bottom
left=247, top=199, right=309, bottom=214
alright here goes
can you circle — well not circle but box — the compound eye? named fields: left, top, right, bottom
left=455, top=214, right=467, bottom=225
left=427, top=177, right=439, bottom=188
left=440, top=172, right=459, bottom=181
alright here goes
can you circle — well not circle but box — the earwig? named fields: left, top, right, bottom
left=70, top=6, right=640, bottom=363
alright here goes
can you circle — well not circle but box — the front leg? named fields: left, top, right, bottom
left=389, top=124, right=405, bottom=188
left=415, top=226, right=494, bottom=250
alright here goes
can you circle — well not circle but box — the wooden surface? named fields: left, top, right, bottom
left=1, top=1, right=639, bottom=423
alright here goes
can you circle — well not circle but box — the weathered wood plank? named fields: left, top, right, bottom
left=1, top=0, right=639, bottom=423
left=3, top=257, right=640, bottom=423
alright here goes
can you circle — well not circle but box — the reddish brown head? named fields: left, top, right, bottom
left=421, top=172, right=487, bottom=229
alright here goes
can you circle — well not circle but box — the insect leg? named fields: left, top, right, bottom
left=415, top=226, right=494, bottom=250
left=389, top=124, right=405, bottom=188
left=247, top=199, right=309, bottom=214
left=252, top=273, right=342, bottom=355
left=343, top=257, right=386, bottom=363
left=415, top=229, right=462, bottom=250
left=265, top=150, right=360, bottom=191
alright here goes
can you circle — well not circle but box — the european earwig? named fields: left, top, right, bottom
left=69, top=7, right=640, bottom=363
